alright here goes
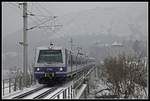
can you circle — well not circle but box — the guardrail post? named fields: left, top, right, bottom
left=72, top=89, right=75, bottom=98
left=68, top=87, right=70, bottom=99
left=32, top=74, right=34, bottom=85
left=31, top=74, right=33, bottom=85
left=21, top=76, right=24, bottom=89
left=57, top=95, right=60, bottom=99
left=19, top=77, right=21, bottom=90
left=3, top=80, right=5, bottom=96
left=9, top=78, right=11, bottom=93
left=64, top=89, right=67, bottom=98
left=33, top=74, right=36, bottom=85
left=28, top=74, right=31, bottom=87
left=71, top=86, right=73, bottom=98
left=63, top=90, right=65, bottom=98
left=14, top=78, right=17, bottom=91
left=19, top=76, right=23, bottom=90
left=29, top=74, right=31, bottom=86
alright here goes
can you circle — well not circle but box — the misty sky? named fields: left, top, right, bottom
left=2, top=2, right=148, bottom=72
left=2, top=2, right=148, bottom=37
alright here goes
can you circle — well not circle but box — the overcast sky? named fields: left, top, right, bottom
left=2, top=2, right=148, bottom=37
left=2, top=2, right=148, bottom=71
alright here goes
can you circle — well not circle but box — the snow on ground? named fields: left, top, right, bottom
left=2, top=80, right=17, bottom=96
left=88, top=78, right=148, bottom=99
left=44, top=81, right=74, bottom=99
left=2, top=83, right=43, bottom=99
left=3, top=80, right=74, bottom=99
left=95, top=79, right=108, bottom=91
left=43, top=88, right=64, bottom=99
left=87, top=78, right=110, bottom=98
left=75, top=84, right=87, bottom=99
left=23, top=87, right=51, bottom=99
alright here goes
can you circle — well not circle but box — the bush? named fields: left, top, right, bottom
left=99, top=54, right=147, bottom=98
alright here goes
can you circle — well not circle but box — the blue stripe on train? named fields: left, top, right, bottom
left=34, top=67, right=67, bottom=72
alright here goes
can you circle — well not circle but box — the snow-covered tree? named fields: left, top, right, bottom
left=99, top=54, right=147, bottom=98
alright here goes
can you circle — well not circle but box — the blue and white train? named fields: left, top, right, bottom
left=33, top=46, right=95, bottom=84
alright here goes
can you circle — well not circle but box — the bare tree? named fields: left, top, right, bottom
left=99, top=54, right=147, bottom=98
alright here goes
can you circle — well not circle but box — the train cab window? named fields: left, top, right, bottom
left=37, top=50, right=63, bottom=63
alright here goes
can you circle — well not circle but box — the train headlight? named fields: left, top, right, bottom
left=59, top=67, right=63, bottom=71
left=37, top=68, right=40, bottom=71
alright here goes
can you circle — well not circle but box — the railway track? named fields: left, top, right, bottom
left=49, top=89, right=64, bottom=99
left=33, top=87, right=57, bottom=99
left=12, top=85, right=58, bottom=99
left=12, top=85, right=46, bottom=99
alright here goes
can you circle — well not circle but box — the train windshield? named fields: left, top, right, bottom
left=37, top=50, right=63, bottom=63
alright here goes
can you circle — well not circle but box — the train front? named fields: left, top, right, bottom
left=33, top=47, right=66, bottom=84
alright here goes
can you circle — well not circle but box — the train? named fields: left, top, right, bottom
left=33, top=45, right=95, bottom=84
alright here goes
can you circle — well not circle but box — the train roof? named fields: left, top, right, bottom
left=36, top=46, right=64, bottom=50
left=36, top=46, right=86, bottom=56
left=36, top=46, right=74, bottom=52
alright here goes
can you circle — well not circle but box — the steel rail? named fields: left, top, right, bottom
left=12, top=85, right=46, bottom=99
left=49, top=89, right=64, bottom=99
left=33, top=87, right=57, bottom=99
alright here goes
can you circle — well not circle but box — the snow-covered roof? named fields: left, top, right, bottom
left=36, top=46, right=63, bottom=50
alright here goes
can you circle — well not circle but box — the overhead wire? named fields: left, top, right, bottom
left=33, top=3, right=60, bottom=33
left=27, top=3, right=45, bottom=28
left=6, top=3, right=23, bottom=16
left=27, top=17, right=54, bottom=30
left=15, top=3, right=53, bottom=30
left=10, top=3, right=42, bottom=29
left=36, top=3, right=62, bottom=30
left=28, top=3, right=55, bottom=35
left=8, top=2, right=19, bottom=8
left=33, top=3, right=47, bottom=18
left=38, top=3, right=53, bottom=16
left=5, top=2, right=62, bottom=45
left=6, top=2, right=61, bottom=33
left=30, top=3, right=52, bottom=26
left=35, top=3, right=65, bottom=41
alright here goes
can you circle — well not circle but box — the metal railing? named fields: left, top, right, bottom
left=2, top=74, right=36, bottom=96
left=2, top=66, right=96, bottom=98
left=51, top=67, right=96, bottom=99
left=50, top=86, right=74, bottom=99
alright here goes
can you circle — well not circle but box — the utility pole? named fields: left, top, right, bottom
left=23, top=2, right=28, bottom=88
